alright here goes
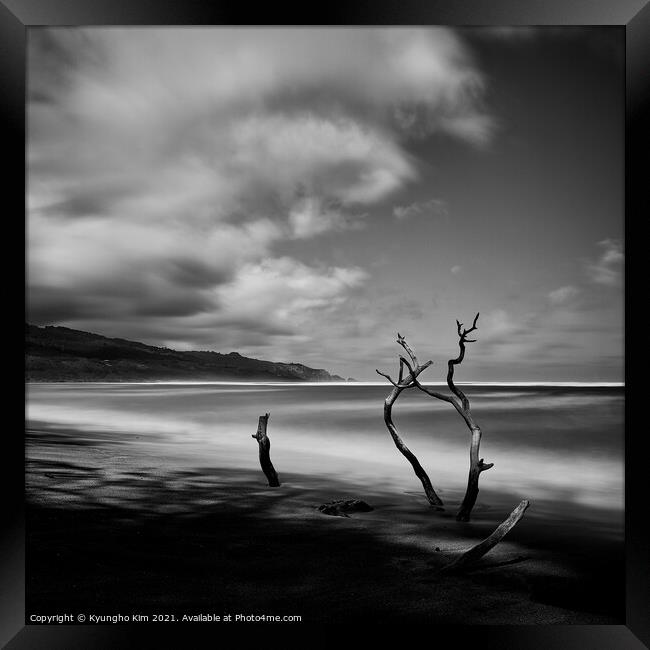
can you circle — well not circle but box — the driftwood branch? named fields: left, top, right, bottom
left=400, top=357, right=454, bottom=404
left=439, top=500, right=530, bottom=575
left=378, top=315, right=494, bottom=520
left=376, top=335, right=444, bottom=509
left=409, top=313, right=492, bottom=522
left=448, top=312, right=479, bottom=410
left=447, top=313, right=492, bottom=521
left=251, top=413, right=280, bottom=487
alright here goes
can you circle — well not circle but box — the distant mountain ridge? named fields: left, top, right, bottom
left=25, top=324, right=346, bottom=382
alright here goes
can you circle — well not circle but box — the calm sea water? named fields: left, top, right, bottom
left=26, top=383, right=624, bottom=536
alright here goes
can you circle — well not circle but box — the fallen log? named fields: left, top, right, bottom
left=251, top=413, right=280, bottom=487
left=439, top=499, right=530, bottom=574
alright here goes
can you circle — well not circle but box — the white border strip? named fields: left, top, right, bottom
left=27, top=381, right=625, bottom=387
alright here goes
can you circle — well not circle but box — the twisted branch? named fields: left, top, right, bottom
left=447, top=313, right=479, bottom=410
left=376, top=335, right=443, bottom=508
left=378, top=314, right=493, bottom=522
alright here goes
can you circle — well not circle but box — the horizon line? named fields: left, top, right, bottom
left=26, top=380, right=625, bottom=387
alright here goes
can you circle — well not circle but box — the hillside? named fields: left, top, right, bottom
left=25, top=324, right=346, bottom=382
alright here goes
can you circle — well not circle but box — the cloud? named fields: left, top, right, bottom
left=27, top=27, right=493, bottom=356
left=287, top=197, right=366, bottom=239
left=393, top=198, right=449, bottom=220
left=215, top=257, right=368, bottom=335
left=450, top=265, right=462, bottom=275
left=471, top=241, right=623, bottom=374
left=585, top=239, right=624, bottom=287
left=479, top=309, right=533, bottom=342
left=548, top=285, right=580, bottom=306
left=27, top=213, right=284, bottom=323
left=231, top=113, right=416, bottom=206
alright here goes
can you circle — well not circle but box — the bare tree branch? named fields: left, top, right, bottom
left=399, top=356, right=454, bottom=403
left=396, top=333, right=420, bottom=368
left=443, top=313, right=493, bottom=521
left=386, top=315, right=493, bottom=522
left=446, top=312, right=479, bottom=411
left=378, top=318, right=494, bottom=520
left=377, top=335, right=444, bottom=508
left=375, top=369, right=400, bottom=388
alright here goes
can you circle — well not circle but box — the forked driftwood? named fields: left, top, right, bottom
left=438, top=500, right=530, bottom=575
left=376, top=335, right=444, bottom=508
left=378, top=314, right=494, bottom=521
left=251, top=413, right=280, bottom=487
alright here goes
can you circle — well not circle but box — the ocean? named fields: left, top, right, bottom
left=26, top=382, right=624, bottom=540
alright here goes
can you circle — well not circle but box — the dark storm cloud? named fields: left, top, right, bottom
left=27, top=286, right=104, bottom=324
left=28, top=283, right=213, bottom=324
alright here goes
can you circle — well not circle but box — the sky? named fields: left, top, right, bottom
left=27, top=27, right=624, bottom=382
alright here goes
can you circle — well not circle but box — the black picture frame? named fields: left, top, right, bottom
left=4, top=0, right=646, bottom=645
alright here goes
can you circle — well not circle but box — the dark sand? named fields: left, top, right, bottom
left=26, top=462, right=623, bottom=624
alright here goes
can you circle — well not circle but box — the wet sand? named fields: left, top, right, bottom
left=26, top=460, right=623, bottom=624
left=26, top=383, right=624, bottom=624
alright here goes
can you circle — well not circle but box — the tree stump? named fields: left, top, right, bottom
left=251, top=413, right=280, bottom=487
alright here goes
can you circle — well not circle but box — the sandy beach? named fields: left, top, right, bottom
left=25, top=383, right=624, bottom=624
left=26, top=461, right=623, bottom=624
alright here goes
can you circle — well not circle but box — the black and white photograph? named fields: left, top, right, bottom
left=24, top=25, right=627, bottom=627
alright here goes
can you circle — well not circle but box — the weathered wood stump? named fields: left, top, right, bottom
left=251, top=413, right=280, bottom=487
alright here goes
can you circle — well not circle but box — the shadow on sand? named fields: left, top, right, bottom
left=26, top=459, right=624, bottom=624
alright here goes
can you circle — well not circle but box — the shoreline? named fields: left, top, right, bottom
left=25, top=383, right=624, bottom=624
left=26, top=466, right=624, bottom=624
